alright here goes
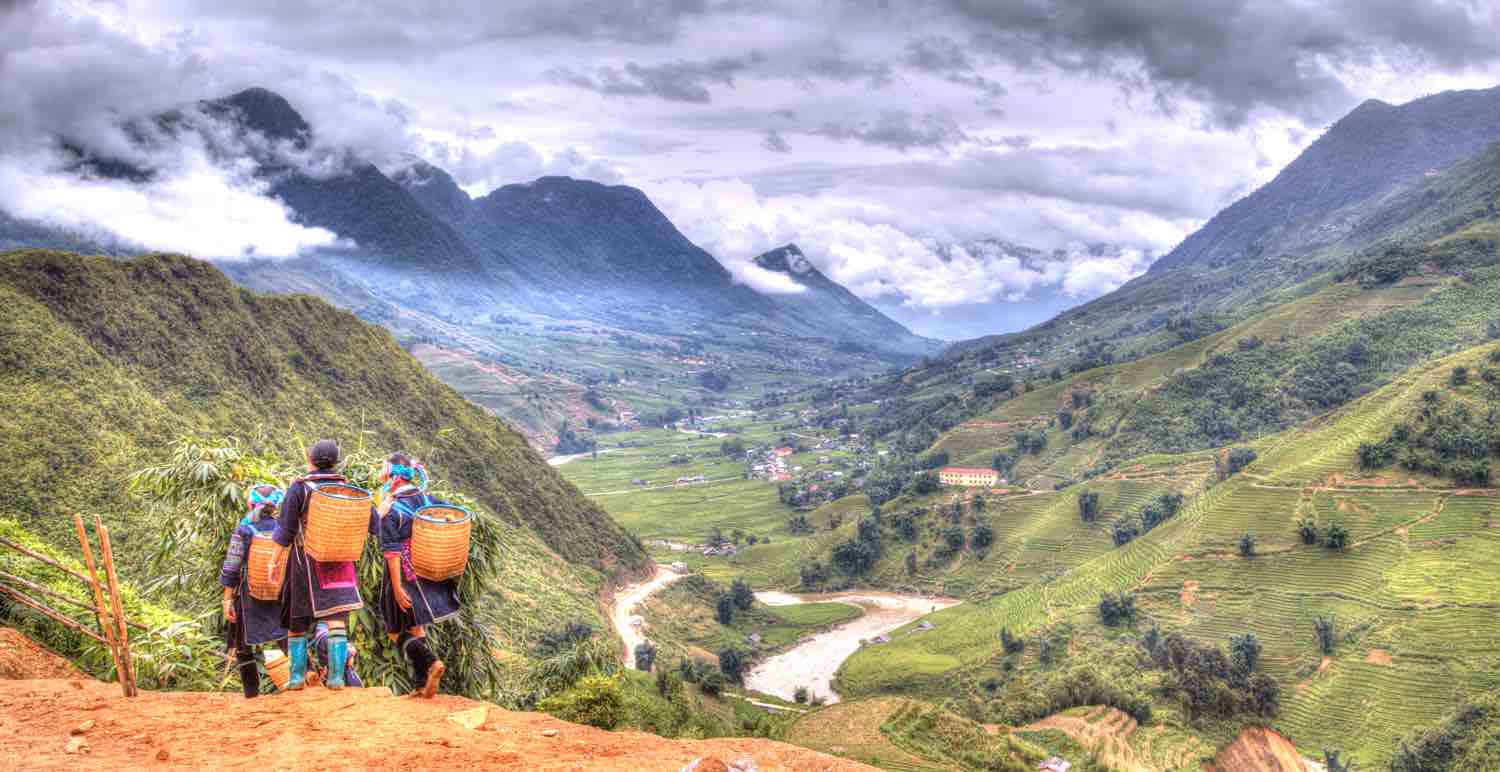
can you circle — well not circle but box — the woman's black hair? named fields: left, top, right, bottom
left=387, top=451, right=412, bottom=466
left=309, top=439, right=341, bottom=470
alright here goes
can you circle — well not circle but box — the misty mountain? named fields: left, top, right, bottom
left=947, top=84, right=1500, bottom=361
left=750, top=244, right=935, bottom=355
left=1154, top=85, right=1500, bottom=272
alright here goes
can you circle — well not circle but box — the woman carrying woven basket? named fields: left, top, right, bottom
left=376, top=452, right=460, bottom=698
left=270, top=439, right=378, bottom=691
left=219, top=484, right=289, bottom=698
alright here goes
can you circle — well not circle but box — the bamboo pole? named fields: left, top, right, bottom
left=0, top=570, right=145, bottom=630
left=73, top=514, right=129, bottom=695
left=0, top=585, right=106, bottom=644
left=0, top=536, right=92, bottom=584
left=95, top=518, right=137, bottom=698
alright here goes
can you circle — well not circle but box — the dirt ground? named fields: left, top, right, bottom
left=0, top=628, right=81, bottom=680
left=0, top=678, right=874, bottom=771
left=1208, top=726, right=1309, bottom=771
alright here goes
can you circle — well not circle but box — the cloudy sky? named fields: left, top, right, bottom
left=4, top=1, right=1500, bottom=338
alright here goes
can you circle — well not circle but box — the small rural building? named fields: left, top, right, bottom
left=939, top=466, right=999, bottom=487
left=1039, top=757, right=1071, bottom=772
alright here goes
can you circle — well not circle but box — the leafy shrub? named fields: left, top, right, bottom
left=536, top=673, right=625, bottom=729
left=1390, top=691, right=1500, bottom=772
left=793, top=686, right=809, bottom=704
left=1298, top=518, right=1320, bottom=545
left=1238, top=533, right=1256, bottom=557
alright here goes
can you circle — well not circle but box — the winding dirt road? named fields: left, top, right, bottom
left=609, top=565, right=687, bottom=665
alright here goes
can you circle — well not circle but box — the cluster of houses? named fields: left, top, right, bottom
left=748, top=446, right=798, bottom=482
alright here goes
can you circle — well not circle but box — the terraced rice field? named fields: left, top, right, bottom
left=840, top=345, right=1500, bottom=766
left=1019, top=706, right=1216, bottom=771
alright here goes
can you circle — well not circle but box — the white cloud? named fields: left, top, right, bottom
left=0, top=140, right=342, bottom=259
left=643, top=176, right=1176, bottom=310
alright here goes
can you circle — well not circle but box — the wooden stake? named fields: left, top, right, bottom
left=95, top=518, right=137, bottom=698
left=0, top=585, right=106, bottom=644
left=74, top=514, right=128, bottom=696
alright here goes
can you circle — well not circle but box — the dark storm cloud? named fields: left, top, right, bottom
left=891, top=143, right=1233, bottom=219
left=548, top=53, right=763, bottom=103
left=931, top=0, right=1500, bottom=126
left=903, top=34, right=1007, bottom=97
left=815, top=111, right=970, bottom=152
left=803, top=47, right=895, bottom=88
left=762, top=128, right=791, bottom=153
left=495, top=0, right=714, bottom=44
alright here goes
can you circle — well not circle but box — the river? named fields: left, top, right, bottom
left=744, top=590, right=961, bottom=704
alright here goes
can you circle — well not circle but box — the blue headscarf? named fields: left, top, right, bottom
left=242, top=484, right=284, bottom=525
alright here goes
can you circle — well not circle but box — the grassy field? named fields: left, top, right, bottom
left=835, top=342, right=1500, bottom=766
left=931, top=278, right=1446, bottom=486
left=785, top=697, right=1058, bottom=771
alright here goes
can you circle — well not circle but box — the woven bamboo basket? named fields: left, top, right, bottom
left=303, top=482, right=372, bottom=563
left=246, top=531, right=287, bottom=601
left=264, top=649, right=290, bottom=691
left=410, top=505, right=473, bottom=581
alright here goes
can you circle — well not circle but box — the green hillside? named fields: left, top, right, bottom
left=0, top=248, right=645, bottom=575
left=859, top=138, right=1500, bottom=465
left=832, top=342, right=1500, bottom=765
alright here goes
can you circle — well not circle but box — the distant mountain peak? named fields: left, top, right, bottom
left=201, top=87, right=310, bottom=147
left=753, top=244, right=817, bottom=276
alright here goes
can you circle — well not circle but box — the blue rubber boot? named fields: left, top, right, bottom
left=286, top=635, right=307, bottom=691
left=325, top=631, right=347, bottom=690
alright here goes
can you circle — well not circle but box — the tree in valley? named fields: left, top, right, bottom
left=1315, top=616, right=1336, bottom=655
left=1098, top=592, right=1137, bottom=626
left=715, top=593, right=735, bottom=625
left=1325, top=522, right=1350, bottom=551
left=717, top=646, right=747, bottom=684
left=1229, top=632, right=1261, bottom=673
left=1238, top=532, right=1256, bottom=557
left=1225, top=447, right=1258, bottom=477
left=971, top=521, right=994, bottom=553
left=1111, top=517, right=1141, bottom=546
left=1079, top=491, right=1101, bottom=522
left=1000, top=627, right=1024, bottom=655
left=634, top=642, right=657, bottom=672
left=991, top=452, right=1015, bottom=478
left=698, top=370, right=732, bottom=392
left=730, top=578, right=754, bottom=611
left=1297, top=518, right=1320, bottom=545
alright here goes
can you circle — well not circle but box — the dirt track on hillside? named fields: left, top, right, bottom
left=0, top=677, right=875, bottom=771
